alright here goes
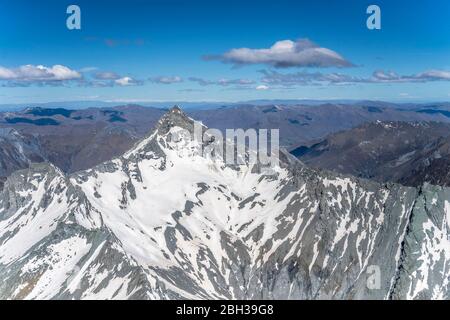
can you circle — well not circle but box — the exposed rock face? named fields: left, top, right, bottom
left=0, top=108, right=448, bottom=300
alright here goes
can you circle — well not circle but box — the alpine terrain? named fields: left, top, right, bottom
left=292, top=121, right=450, bottom=187
left=0, top=107, right=448, bottom=300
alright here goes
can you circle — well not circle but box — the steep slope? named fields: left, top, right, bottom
left=292, top=121, right=450, bottom=187
left=0, top=108, right=448, bottom=300
left=397, top=138, right=450, bottom=187
left=0, top=128, right=45, bottom=189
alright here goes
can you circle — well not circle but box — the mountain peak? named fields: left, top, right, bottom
left=155, top=105, right=198, bottom=135
left=123, top=105, right=202, bottom=159
left=169, top=105, right=182, bottom=113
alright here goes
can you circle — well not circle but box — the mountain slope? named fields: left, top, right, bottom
left=0, top=128, right=46, bottom=190
left=292, top=121, right=450, bottom=187
left=0, top=108, right=448, bottom=300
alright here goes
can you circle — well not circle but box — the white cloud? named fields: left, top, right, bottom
left=79, top=66, right=98, bottom=73
left=260, top=70, right=361, bottom=86
left=205, top=39, right=353, bottom=68
left=0, top=64, right=81, bottom=82
left=372, top=70, right=399, bottom=81
left=373, top=69, right=450, bottom=82
left=0, top=67, right=16, bottom=79
left=416, top=69, right=450, bottom=81
left=256, top=84, right=269, bottom=90
left=260, top=69, right=450, bottom=87
left=114, top=76, right=140, bottom=86
left=0, top=64, right=148, bottom=87
left=150, top=76, right=183, bottom=84
left=94, top=71, right=121, bottom=80
left=188, top=77, right=255, bottom=86
left=221, top=78, right=254, bottom=86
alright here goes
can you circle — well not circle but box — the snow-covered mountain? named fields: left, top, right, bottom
left=0, top=107, right=448, bottom=300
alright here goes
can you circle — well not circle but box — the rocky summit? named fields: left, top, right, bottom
left=0, top=107, right=448, bottom=300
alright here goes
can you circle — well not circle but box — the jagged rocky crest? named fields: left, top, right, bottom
left=0, top=107, right=448, bottom=300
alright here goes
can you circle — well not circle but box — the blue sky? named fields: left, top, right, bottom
left=0, top=0, right=450, bottom=104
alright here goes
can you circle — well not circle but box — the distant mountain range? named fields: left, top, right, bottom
left=2, top=99, right=450, bottom=112
left=1, top=102, right=450, bottom=189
